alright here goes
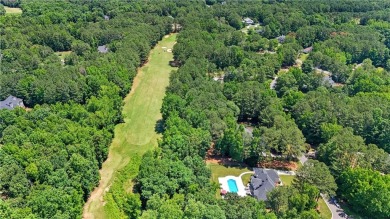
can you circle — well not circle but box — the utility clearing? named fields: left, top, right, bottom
left=83, top=33, right=177, bottom=219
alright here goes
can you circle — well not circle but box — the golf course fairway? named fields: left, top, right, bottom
left=83, top=33, right=177, bottom=219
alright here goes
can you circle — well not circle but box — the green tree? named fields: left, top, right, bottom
left=339, top=168, right=390, bottom=219
left=294, top=160, right=337, bottom=198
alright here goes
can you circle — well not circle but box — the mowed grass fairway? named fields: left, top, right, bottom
left=83, top=34, right=177, bottom=219
left=4, top=6, right=22, bottom=14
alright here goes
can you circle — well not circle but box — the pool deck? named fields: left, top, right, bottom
left=218, top=175, right=247, bottom=197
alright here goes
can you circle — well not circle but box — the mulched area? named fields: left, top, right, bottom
left=206, top=155, right=248, bottom=167
left=258, top=160, right=299, bottom=171
left=206, top=144, right=248, bottom=167
left=206, top=144, right=298, bottom=170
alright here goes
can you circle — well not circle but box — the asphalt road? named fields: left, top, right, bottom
left=321, top=194, right=347, bottom=219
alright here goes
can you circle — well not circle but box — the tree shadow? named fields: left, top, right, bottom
left=155, top=119, right=164, bottom=134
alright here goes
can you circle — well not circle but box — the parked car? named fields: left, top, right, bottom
left=331, top=197, right=341, bottom=208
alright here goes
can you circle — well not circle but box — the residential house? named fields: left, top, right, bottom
left=276, top=35, right=286, bottom=43
left=243, top=17, right=254, bottom=25
left=250, top=168, right=280, bottom=201
left=0, top=95, right=25, bottom=110
left=98, top=45, right=109, bottom=53
left=302, top=46, right=313, bottom=54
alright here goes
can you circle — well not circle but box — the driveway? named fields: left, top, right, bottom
left=298, top=154, right=308, bottom=164
left=321, top=194, right=347, bottom=219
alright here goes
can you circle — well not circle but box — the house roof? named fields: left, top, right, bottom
left=250, top=168, right=280, bottom=201
left=98, top=45, right=109, bottom=53
left=0, top=95, right=25, bottom=110
left=243, top=17, right=254, bottom=24
left=103, top=15, right=110, bottom=20
left=323, top=75, right=336, bottom=86
left=302, top=46, right=313, bottom=53
left=244, top=126, right=254, bottom=137
left=276, top=35, right=286, bottom=43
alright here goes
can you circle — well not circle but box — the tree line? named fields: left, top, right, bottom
left=1, top=0, right=389, bottom=218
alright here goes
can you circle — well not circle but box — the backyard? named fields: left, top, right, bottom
left=279, top=175, right=295, bottom=186
left=208, top=163, right=252, bottom=185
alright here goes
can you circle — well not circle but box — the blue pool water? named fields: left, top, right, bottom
left=227, top=179, right=238, bottom=193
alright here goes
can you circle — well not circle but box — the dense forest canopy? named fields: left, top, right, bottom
left=0, top=0, right=389, bottom=219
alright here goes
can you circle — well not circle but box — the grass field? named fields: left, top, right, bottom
left=208, top=163, right=253, bottom=198
left=83, top=34, right=177, bottom=219
left=55, top=51, right=72, bottom=64
left=208, top=163, right=253, bottom=185
left=299, top=53, right=309, bottom=62
left=4, top=6, right=22, bottom=14
left=55, top=51, right=72, bottom=57
left=279, top=175, right=295, bottom=186
left=318, top=197, right=333, bottom=219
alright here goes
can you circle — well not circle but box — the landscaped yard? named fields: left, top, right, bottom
left=318, top=197, right=332, bottom=219
left=55, top=51, right=72, bottom=57
left=208, top=163, right=253, bottom=185
left=208, top=163, right=253, bottom=198
left=279, top=175, right=295, bottom=186
left=299, top=53, right=309, bottom=62
left=4, top=6, right=22, bottom=14
left=55, top=51, right=72, bottom=64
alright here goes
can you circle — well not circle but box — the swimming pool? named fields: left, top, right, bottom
left=227, top=179, right=238, bottom=193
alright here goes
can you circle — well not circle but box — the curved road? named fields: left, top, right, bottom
left=321, top=194, right=346, bottom=219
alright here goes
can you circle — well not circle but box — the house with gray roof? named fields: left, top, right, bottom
left=250, top=168, right=280, bottom=201
left=243, top=17, right=254, bottom=25
left=302, top=46, right=313, bottom=54
left=98, top=45, right=109, bottom=53
left=276, top=35, right=286, bottom=43
left=0, top=95, right=25, bottom=110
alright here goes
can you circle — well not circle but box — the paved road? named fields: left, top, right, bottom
left=321, top=194, right=347, bottom=219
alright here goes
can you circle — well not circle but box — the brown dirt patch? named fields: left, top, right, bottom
left=206, top=144, right=248, bottom=167
left=259, top=160, right=298, bottom=171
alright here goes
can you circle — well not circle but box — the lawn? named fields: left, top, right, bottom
left=55, top=51, right=72, bottom=57
left=4, top=6, right=22, bottom=14
left=55, top=51, right=72, bottom=64
left=208, top=163, right=253, bottom=185
left=240, top=24, right=261, bottom=34
left=299, top=53, right=309, bottom=62
left=208, top=163, right=253, bottom=198
left=83, top=34, right=177, bottom=219
left=279, top=175, right=295, bottom=186
left=318, top=197, right=332, bottom=219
